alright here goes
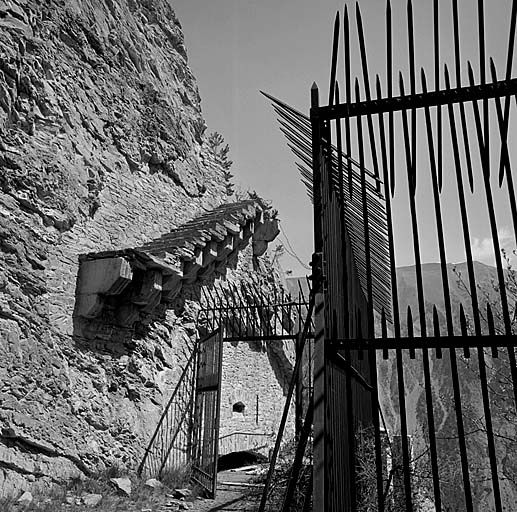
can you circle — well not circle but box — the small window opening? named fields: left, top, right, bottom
left=233, top=401, right=246, bottom=413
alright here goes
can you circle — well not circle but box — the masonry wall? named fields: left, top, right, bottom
left=0, top=0, right=291, bottom=497
left=219, top=339, right=296, bottom=456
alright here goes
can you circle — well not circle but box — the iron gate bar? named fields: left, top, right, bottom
left=491, top=60, right=517, bottom=252
left=313, top=77, right=517, bottom=120
left=441, top=67, right=481, bottom=510
left=452, top=0, right=474, bottom=194
left=262, top=1, right=517, bottom=509
left=191, top=328, right=224, bottom=498
left=281, top=398, right=314, bottom=512
left=257, top=289, right=316, bottom=512
left=433, top=0, right=443, bottom=192
left=331, top=337, right=517, bottom=350
left=138, top=346, right=197, bottom=477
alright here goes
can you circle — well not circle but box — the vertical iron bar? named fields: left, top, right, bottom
left=452, top=0, right=475, bottom=192
left=356, top=4, right=381, bottom=194
left=376, top=75, right=399, bottom=343
left=328, top=12, right=340, bottom=107
left=467, top=62, right=511, bottom=335
left=498, top=0, right=517, bottom=247
left=444, top=66, right=482, bottom=336
left=395, top=346, right=412, bottom=512
left=433, top=0, right=443, bottom=191
left=387, top=0, right=395, bottom=198
left=258, top=295, right=315, bottom=512
left=399, top=74, right=427, bottom=340
left=477, top=344, right=503, bottom=512
left=444, top=66, right=475, bottom=512
left=490, top=57, right=517, bottom=256
left=281, top=400, right=314, bottom=512
left=336, top=83, right=350, bottom=340
left=310, top=81, right=327, bottom=512
left=356, top=78, right=383, bottom=511
left=407, top=0, right=417, bottom=193
left=344, top=5, right=353, bottom=200
left=421, top=70, right=455, bottom=340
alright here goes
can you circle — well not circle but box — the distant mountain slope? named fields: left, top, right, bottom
left=397, top=260, right=506, bottom=336
left=287, top=264, right=517, bottom=510
left=288, top=260, right=509, bottom=336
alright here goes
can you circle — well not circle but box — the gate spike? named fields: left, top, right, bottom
left=433, top=0, right=443, bottom=191
left=328, top=11, right=340, bottom=107
left=386, top=0, right=395, bottom=197
left=467, top=59, right=513, bottom=337
left=356, top=1, right=381, bottom=194
left=407, top=0, right=417, bottom=193
left=489, top=57, right=517, bottom=246
left=344, top=4, right=354, bottom=201
left=498, top=0, right=517, bottom=207
left=489, top=58, right=511, bottom=188
left=445, top=62, right=483, bottom=340
left=452, top=0, right=475, bottom=193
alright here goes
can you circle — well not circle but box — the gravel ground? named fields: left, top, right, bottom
left=191, top=470, right=261, bottom=512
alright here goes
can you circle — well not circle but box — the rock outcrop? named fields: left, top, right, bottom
left=0, top=0, right=288, bottom=497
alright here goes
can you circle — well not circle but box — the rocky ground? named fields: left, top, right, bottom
left=0, top=470, right=260, bottom=511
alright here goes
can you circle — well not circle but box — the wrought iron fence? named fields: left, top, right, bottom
left=137, top=347, right=197, bottom=479
left=263, top=0, right=517, bottom=510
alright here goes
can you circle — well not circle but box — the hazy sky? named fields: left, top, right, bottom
left=174, top=0, right=517, bottom=275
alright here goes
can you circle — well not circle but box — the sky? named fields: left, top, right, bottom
left=173, top=0, right=517, bottom=276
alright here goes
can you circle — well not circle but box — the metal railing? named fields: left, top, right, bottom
left=137, top=348, right=197, bottom=478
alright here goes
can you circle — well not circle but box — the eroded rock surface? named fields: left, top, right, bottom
left=0, top=0, right=291, bottom=498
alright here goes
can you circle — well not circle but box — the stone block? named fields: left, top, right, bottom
left=254, top=217, right=280, bottom=244
left=235, top=221, right=253, bottom=250
left=216, top=234, right=234, bottom=260
left=75, top=293, right=104, bottom=319
left=161, top=272, right=182, bottom=302
left=182, top=247, right=203, bottom=280
left=252, top=216, right=280, bottom=256
left=202, top=241, right=218, bottom=267
left=116, top=303, right=141, bottom=327
left=131, top=271, right=162, bottom=308
left=77, top=257, right=133, bottom=296
left=197, top=261, right=215, bottom=280
left=75, top=257, right=133, bottom=319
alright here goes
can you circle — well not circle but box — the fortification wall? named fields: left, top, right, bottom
left=0, top=0, right=292, bottom=497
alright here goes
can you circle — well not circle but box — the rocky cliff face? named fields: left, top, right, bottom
left=0, top=0, right=288, bottom=497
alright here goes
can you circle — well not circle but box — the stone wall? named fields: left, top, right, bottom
left=0, top=0, right=293, bottom=498
left=219, top=338, right=296, bottom=456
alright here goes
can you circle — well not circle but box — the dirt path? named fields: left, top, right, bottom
left=191, top=470, right=261, bottom=512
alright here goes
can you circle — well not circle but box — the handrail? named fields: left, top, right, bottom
left=219, top=431, right=273, bottom=441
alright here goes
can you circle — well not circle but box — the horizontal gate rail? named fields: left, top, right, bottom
left=333, top=336, right=517, bottom=351
left=314, top=77, right=517, bottom=120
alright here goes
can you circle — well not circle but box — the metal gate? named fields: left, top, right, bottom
left=263, top=0, right=517, bottom=510
left=191, top=328, right=223, bottom=498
